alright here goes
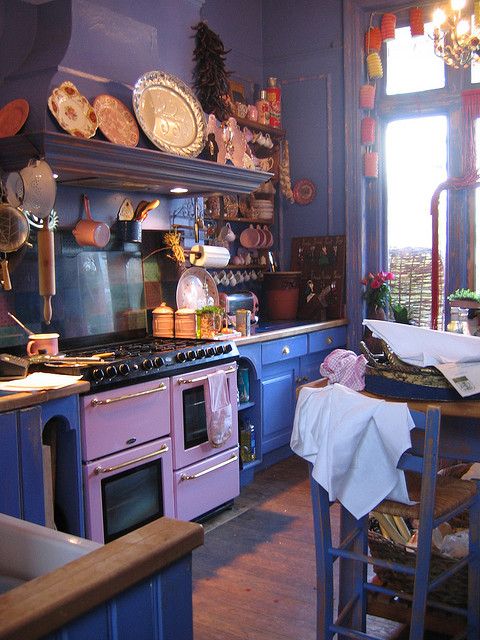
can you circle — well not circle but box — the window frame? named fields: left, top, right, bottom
left=344, top=0, right=473, bottom=349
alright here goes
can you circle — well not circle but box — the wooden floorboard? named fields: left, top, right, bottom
left=192, top=455, right=412, bottom=640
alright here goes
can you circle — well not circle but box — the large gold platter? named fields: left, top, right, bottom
left=132, top=71, right=206, bottom=157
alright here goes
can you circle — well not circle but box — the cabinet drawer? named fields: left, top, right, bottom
left=308, top=326, right=347, bottom=353
left=174, top=448, right=239, bottom=521
left=261, top=334, right=307, bottom=365
left=81, top=379, right=171, bottom=461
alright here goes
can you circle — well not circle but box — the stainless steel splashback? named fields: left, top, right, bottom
left=0, top=231, right=146, bottom=350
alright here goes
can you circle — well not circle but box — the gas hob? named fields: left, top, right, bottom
left=31, top=337, right=239, bottom=391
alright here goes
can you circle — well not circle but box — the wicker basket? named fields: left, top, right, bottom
left=368, top=529, right=467, bottom=607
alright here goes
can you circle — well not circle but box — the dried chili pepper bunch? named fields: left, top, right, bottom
left=192, top=21, right=233, bottom=122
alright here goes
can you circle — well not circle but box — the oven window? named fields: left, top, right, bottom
left=101, top=460, right=163, bottom=543
left=183, top=386, right=208, bottom=449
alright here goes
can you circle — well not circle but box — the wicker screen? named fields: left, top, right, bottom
left=389, top=247, right=444, bottom=328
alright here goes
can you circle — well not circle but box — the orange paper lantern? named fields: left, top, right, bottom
left=365, top=27, right=382, bottom=52
left=367, top=52, right=383, bottom=80
left=361, top=117, right=376, bottom=145
left=364, top=151, right=379, bottom=178
left=381, top=13, right=396, bottom=41
left=409, top=7, right=424, bottom=37
left=359, top=84, right=376, bottom=110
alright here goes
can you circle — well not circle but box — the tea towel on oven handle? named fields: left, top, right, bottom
left=207, top=369, right=232, bottom=447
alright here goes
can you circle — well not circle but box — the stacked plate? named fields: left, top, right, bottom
left=252, top=199, right=274, bottom=221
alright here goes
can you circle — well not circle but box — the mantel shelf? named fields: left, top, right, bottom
left=0, top=132, right=273, bottom=196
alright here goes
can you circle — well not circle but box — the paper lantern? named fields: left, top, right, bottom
left=364, top=151, right=379, bottom=178
left=367, top=52, right=383, bottom=79
left=381, top=13, right=396, bottom=41
left=361, top=117, right=376, bottom=145
left=475, top=0, right=480, bottom=25
left=409, top=7, right=424, bottom=37
left=364, top=27, right=382, bottom=52
left=359, top=84, right=376, bottom=110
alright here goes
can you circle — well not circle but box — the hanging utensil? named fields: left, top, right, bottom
left=7, top=312, right=34, bottom=336
left=37, top=218, right=56, bottom=324
left=134, top=199, right=160, bottom=222
left=0, top=202, right=30, bottom=291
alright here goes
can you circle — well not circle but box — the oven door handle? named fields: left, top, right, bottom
left=94, top=444, right=169, bottom=475
left=176, top=365, right=237, bottom=385
left=180, top=453, right=238, bottom=481
left=90, top=383, right=167, bottom=406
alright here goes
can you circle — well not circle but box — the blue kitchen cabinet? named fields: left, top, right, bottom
left=298, top=326, right=348, bottom=384
left=0, top=395, right=84, bottom=536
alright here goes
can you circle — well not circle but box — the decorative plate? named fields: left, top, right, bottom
left=176, top=267, right=219, bottom=310
left=93, top=94, right=139, bottom=147
left=132, top=70, right=206, bottom=157
left=0, top=99, right=29, bottom=138
left=293, top=179, right=317, bottom=205
left=48, top=81, right=98, bottom=139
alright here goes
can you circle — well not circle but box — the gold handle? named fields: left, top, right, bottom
left=282, top=346, right=290, bottom=355
left=177, top=365, right=237, bottom=385
left=295, top=376, right=302, bottom=384
left=326, top=336, right=333, bottom=345
left=94, top=444, right=169, bottom=474
left=180, top=453, right=238, bottom=481
left=91, top=383, right=167, bottom=406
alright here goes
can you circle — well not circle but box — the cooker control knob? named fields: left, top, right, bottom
left=186, top=350, right=196, bottom=360
left=92, top=368, right=105, bottom=381
left=106, top=365, right=118, bottom=378
left=176, top=352, right=187, bottom=363
left=119, top=363, right=130, bottom=376
left=142, top=358, right=153, bottom=370
left=223, top=343, right=233, bottom=353
left=196, top=348, right=206, bottom=359
left=154, top=356, right=165, bottom=368
left=215, top=345, right=224, bottom=355
left=206, top=347, right=215, bottom=357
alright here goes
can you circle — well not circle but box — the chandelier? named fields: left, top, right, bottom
left=432, top=0, right=480, bottom=68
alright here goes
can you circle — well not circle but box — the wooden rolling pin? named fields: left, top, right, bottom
left=38, top=221, right=56, bottom=324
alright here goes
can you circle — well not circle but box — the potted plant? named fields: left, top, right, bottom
left=447, top=288, right=480, bottom=309
left=361, top=271, right=395, bottom=319
left=196, top=305, right=224, bottom=338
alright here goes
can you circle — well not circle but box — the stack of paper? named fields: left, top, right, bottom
left=0, top=372, right=83, bottom=392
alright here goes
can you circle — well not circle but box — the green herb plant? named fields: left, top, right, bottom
left=447, top=288, right=480, bottom=303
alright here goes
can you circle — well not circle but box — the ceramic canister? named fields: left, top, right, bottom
left=175, top=308, right=197, bottom=338
left=152, top=302, right=174, bottom=337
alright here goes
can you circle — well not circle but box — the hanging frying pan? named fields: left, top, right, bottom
left=0, top=203, right=29, bottom=291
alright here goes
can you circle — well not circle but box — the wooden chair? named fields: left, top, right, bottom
left=309, top=404, right=480, bottom=640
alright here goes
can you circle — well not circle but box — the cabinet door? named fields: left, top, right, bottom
left=261, top=359, right=299, bottom=454
left=0, top=411, right=21, bottom=518
left=19, top=405, right=44, bottom=525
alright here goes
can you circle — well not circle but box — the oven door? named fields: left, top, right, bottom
left=83, top=436, right=174, bottom=543
left=170, top=363, right=238, bottom=469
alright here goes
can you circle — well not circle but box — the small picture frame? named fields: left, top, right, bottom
left=229, top=80, right=246, bottom=105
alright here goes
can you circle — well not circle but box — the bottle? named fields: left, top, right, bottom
left=266, top=77, right=281, bottom=128
left=249, top=421, right=256, bottom=461
left=256, top=90, right=270, bottom=125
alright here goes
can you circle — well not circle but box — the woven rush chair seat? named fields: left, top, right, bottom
left=378, top=472, right=477, bottom=520
left=308, top=401, right=480, bottom=640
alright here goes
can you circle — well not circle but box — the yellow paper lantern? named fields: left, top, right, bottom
left=367, top=52, right=383, bottom=79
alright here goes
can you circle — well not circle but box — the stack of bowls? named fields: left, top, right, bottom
left=252, top=199, right=274, bottom=221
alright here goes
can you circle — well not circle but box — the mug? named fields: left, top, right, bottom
left=219, top=222, right=236, bottom=243
left=27, top=332, right=59, bottom=356
left=235, top=102, right=248, bottom=118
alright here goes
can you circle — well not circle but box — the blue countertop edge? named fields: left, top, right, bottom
left=235, top=318, right=348, bottom=346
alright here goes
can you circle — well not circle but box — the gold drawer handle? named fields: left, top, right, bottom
left=180, top=453, right=238, bottom=481
left=94, top=444, right=169, bottom=474
left=326, top=336, right=333, bottom=345
left=282, top=346, right=290, bottom=356
left=91, top=383, right=167, bottom=406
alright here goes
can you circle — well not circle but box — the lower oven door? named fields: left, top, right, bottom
left=171, top=363, right=238, bottom=469
left=174, top=447, right=239, bottom=521
left=83, top=436, right=174, bottom=543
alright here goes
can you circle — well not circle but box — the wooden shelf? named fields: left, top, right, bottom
left=204, top=215, right=274, bottom=225
left=0, top=132, right=273, bottom=196
left=234, top=117, right=286, bottom=139
left=238, top=401, right=255, bottom=411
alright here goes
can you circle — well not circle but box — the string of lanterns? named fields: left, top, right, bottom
left=360, top=7, right=425, bottom=178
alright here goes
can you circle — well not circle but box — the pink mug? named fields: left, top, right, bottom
left=27, top=332, right=59, bottom=356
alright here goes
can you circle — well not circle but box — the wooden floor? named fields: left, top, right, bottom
left=192, top=455, right=412, bottom=640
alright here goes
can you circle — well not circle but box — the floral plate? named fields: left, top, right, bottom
left=293, top=178, right=317, bottom=205
left=48, top=81, right=98, bottom=138
left=93, top=94, right=139, bottom=147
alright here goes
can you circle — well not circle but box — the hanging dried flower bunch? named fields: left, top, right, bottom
left=164, top=229, right=185, bottom=264
left=192, top=21, right=233, bottom=122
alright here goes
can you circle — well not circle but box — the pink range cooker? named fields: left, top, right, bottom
left=41, top=337, right=239, bottom=543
